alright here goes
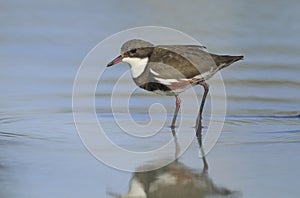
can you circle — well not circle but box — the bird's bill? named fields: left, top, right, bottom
left=107, top=55, right=123, bottom=67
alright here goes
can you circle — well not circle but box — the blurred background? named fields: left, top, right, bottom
left=1, top=0, right=300, bottom=197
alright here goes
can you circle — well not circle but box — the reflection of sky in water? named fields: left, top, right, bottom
left=0, top=0, right=300, bottom=197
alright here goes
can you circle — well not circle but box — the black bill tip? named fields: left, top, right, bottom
left=107, top=55, right=123, bottom=67
left=107, top=61, right=114, bottom=67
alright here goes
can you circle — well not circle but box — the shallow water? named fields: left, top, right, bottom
left=1, top=0, right=300, bottom=197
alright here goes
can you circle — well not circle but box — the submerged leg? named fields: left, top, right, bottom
left=171, top=95, right=181, bottom=128
left=196, top=82, right=209, bottom=128
left=196, top=119, right=208, bottom=173
left=171, top=127, right=180, bottom=160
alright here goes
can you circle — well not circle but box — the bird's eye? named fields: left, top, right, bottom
left=130, top=48, right=137, bottom=54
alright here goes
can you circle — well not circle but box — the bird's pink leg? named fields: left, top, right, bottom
left=196, top=82, right=209, bottom=128
left=196, top=119, right=209, bottom=173
left=195, top=85, right=209, bottom=173
left=171, top=95, right=181, bottom=128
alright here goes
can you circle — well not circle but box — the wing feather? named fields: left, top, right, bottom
left=148, top=45, right=217, bottom=79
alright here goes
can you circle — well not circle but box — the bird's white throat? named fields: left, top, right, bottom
left=123, top=57, right=148, bottom=78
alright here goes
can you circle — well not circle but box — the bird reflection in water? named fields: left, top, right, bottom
left=108, top=121, right=241, bottom=198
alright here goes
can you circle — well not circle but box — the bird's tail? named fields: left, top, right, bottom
left=211, top=54, right=244, bottom=69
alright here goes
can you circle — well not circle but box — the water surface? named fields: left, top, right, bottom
left=1, top=0, right=300, bottom=197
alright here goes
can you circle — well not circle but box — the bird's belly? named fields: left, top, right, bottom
left=138, top=78, right=201, bottom=96
left=153, top=89, right=185, bottom=96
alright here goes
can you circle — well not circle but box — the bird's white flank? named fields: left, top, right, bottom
left=154, top=77, right=179, bottom=85
left=149, top=68, right=160, bottom=76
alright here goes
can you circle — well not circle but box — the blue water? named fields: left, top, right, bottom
left=1, top=0, right=300, bottom=197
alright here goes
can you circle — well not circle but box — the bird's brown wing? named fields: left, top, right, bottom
left=148, top=45, right=217, bottom=79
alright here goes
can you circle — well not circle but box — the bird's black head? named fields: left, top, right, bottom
left=107, top=39, right=154, bottom=67
left=122, top=47, right=153, bottom=59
